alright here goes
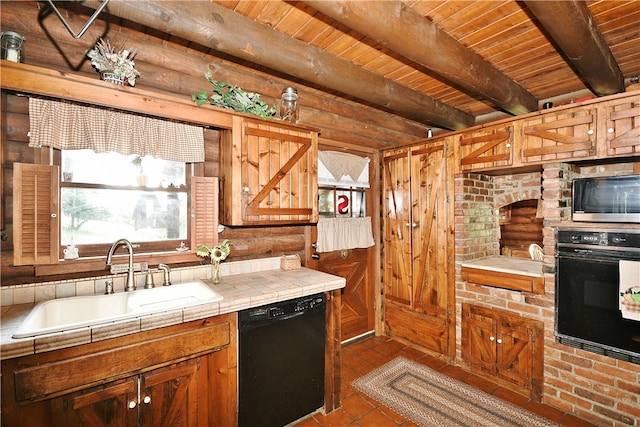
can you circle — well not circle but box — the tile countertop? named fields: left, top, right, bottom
left=461, top=256, right=543, bottom=277
left=0, top=267, right=345, bottom=360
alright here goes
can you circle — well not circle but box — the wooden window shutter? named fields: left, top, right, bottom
left=13, top=163, right=60, bottom=265
left=190, top=176, right=219, bottom=249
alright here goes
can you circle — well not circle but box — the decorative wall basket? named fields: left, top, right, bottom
left=101, top=72, right=127, bottom=86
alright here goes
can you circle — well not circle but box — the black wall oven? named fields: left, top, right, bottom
left=556, top=229, right=640, bottom=364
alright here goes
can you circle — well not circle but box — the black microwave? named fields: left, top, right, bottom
left=572, top=175, right=640, bottom=223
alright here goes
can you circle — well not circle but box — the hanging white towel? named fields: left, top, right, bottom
left=317, top=217, right=375, bottom=253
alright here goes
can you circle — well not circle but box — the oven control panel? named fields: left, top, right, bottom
left=558, top=230, right=640, bottom=248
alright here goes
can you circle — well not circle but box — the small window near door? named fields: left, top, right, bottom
left=318, top=187, right=366, bottom=218
left=60, top=150, right=188, bottom=255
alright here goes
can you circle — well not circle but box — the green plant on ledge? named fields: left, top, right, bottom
left=191, top=72, right=276, bottom=119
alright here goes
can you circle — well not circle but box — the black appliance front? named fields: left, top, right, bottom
left=556, top=230, right=640, bottom=364
left=239, top=294, right=326, bottom=427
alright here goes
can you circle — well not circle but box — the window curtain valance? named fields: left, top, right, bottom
left=28, top=98, right=204, bottom=163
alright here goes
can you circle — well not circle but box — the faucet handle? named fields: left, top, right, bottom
left=105, top=279, right=114, bottom=295
left=144, top=270, right=155, bottom=289
left=158, top=263, right=172, bottom=286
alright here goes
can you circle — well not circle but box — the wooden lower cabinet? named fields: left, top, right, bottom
left=461, top=304, right=543, bottom=401
left=1, top=314, right=237, bottom=427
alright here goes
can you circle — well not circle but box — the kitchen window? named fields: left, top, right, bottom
left=318, top=187, right=366, bottom=218
left=60, top=150, right=189, bottom=257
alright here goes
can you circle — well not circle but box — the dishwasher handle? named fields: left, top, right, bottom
left=272, top=311, right=306, bottom=321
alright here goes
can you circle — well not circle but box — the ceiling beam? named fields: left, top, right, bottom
left=522, top=0, right=624, bottom=96
left=304, top=0, right=538, bottom=116
left=86, top=0, right=474, bottom=130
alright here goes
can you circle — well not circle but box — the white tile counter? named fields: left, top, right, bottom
left=0, top=261, right=345, bottom=360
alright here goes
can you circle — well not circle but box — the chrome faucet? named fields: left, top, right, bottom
left=158, top=263, right=171, bottom=286
left=106, top=238, right=136, bottom=292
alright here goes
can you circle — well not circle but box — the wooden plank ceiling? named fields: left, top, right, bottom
left=53, top=1, right=640, bottom=132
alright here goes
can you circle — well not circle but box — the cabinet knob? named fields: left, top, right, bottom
left=128, top=400, right=137, bottom=409
left=497, top=338, right=503, bottom=344
left=587, top=129, right=594, bottom=135
left=607, top=128, right=615, bottom=134
left=143, top=395, right=152, bottom=404
left=490, top=336, right=495, bottom=341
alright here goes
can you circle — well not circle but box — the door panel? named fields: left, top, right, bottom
left=383, top=151, right=412, bottom=306
left=318, top=248, right=372, bottom=341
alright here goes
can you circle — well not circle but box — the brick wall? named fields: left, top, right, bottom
left=454, top=164, right=640, bottom=427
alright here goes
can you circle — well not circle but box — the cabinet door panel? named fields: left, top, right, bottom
left=411, top=144, right=449, bottom=315
left=51, top=378, right=137, bottom=427
left=496, top=321, right=533, bottom=389
left=604, top=96, right=640, bottom=157
left=221, top=117, right=318, bottom=225
left=140, top=360, right=198, bottom=427
left=462, top=304, right=496, bottom=375
left=459, top=126, right=513, bottom=171
left=521, top=107, right=597, bottom=163
left=383, top=151, right=412, bottom=306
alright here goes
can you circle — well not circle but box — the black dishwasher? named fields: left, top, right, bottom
left=239, top=293, right=326, bottom=427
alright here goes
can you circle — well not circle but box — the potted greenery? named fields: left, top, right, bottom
left=191, top=72, right=276, bottom=119
left=86, top=38, right=140, bottom=86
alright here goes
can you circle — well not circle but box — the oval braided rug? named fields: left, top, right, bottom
left=352, top=357, right=560, bottom=427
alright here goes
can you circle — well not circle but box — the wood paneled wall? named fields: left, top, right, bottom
left=0, top=2, right=397, bottom=286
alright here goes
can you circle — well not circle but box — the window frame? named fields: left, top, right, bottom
left=57, top=150, right=192, bottom=259
left=318, top=185, right=367, bottom=218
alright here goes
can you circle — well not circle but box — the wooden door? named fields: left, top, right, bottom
left=602, top=95, right=640, bottom=158
left=462, top=304, right=544, bottom=400
left=52, top=378, right=138, bottom=427
left=496, top=317, right=543, bottom=399
left=461, top=303, right=497, bottom=375
left=521, top=106, right=597, bottom=163
left=317, top=248, right=373, bottom=341
left=140, top=360, right=199, bottom=427
left=496, top=319, right=535, bottom=390
left=458, top=125, right=513, bottom=172
left=220, top=116, right=319, bottom=226
left=410, top=143, right=451, bottom=325
left=383, top=141, right=454, bottom=357
left=382, top=150, right=412, bottom=306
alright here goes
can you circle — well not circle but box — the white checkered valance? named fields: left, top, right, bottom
left=28, top=98, right=204, bottom=163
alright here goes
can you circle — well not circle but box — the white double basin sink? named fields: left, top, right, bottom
left=13, top=281, right=223, bottom=339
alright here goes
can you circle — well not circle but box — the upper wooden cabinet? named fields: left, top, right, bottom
left=447, top=91, right=640, bottom=173
left=520, top=106, right=597, bottom=164
left=600, top=95, right=640, bottom=158
left=220, top=116, right=319, bottom=226
left=458, top=125, right=514, bottom=172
